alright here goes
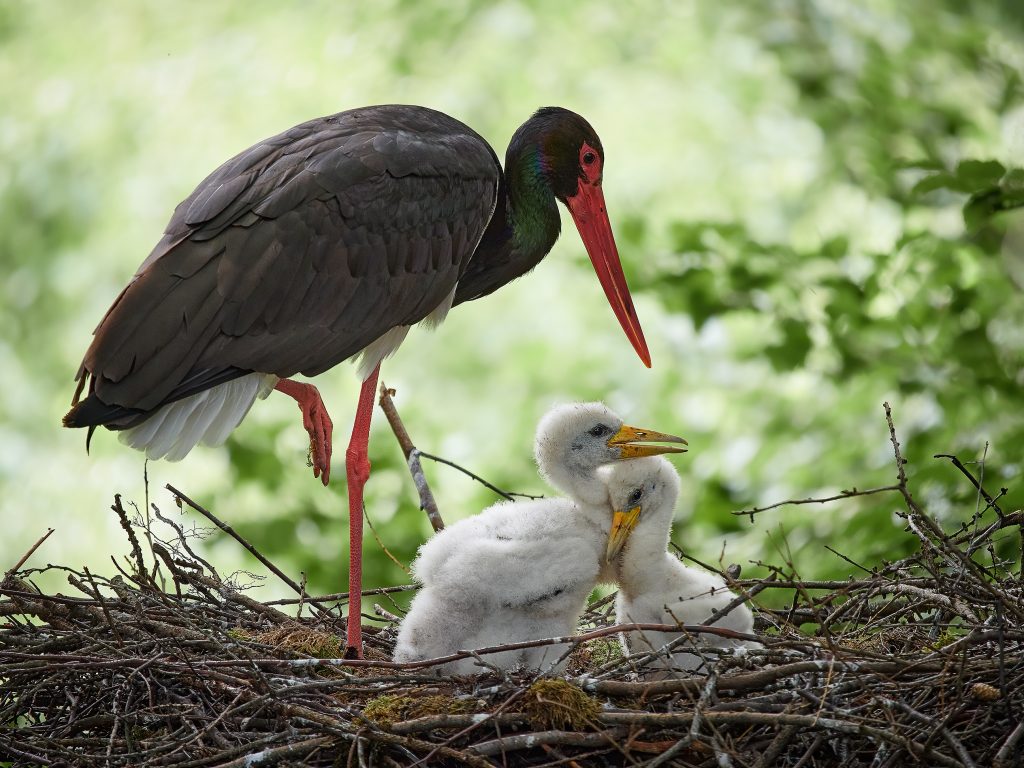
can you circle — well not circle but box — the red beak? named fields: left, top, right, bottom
left=566, top=181, right=651, bottom=367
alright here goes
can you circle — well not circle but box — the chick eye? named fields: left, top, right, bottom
left=588, top=424, right=609, bottom=437
left=628, top=488, right=643, bottom=505
left=582, top=151, right=597, bottom=165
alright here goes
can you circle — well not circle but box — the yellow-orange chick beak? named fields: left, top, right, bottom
left=607, top=424, right=688, bottom=459
left=606, top=506, right=642, bottom=561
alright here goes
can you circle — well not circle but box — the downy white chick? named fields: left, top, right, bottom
left=603, top=457, right=758, bottom=676
left=393, top=402, right=687, bottom=675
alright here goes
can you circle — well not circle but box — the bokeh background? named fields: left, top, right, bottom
left=2, top=0, right=1023, bottom=610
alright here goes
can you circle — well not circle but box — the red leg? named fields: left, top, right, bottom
left=344, top=363, right=380, bottom=658
left=274, top=379, right=334, bottom=486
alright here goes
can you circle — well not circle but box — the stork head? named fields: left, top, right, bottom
left=508, top=108, right=651, bottom=368
left=601, top=456, right=682, bottom=563
left=534, top=402, right=686, bottom=505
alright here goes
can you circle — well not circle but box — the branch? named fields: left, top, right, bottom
left=470, top=728, right=629, bottom=757
left=883, top=401, right=924, bottom=518
left=417, top=451, right=544, bottom=501
left=934, top=452, right=1004, bottom=516
left=733, top=485, right=900, bottom=520
left=2, top=527, right=54, bottom=584
left=378, top=384, right=444, bottom=532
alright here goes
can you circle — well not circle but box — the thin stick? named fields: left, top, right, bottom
left=733, top=485, right=900, bottom=519
left=378, top=383, right=444, bottom=532
left=265, top=584, right=417, bottom=605
left=3, top=527, right=54, bottom=582
left=165, top=484, right=332, bottom=617
left=364, top=506, right=411, bottom=575
left=418, top=451, right=544, bottom=500
left=934, top=453, right=1004, bottom=515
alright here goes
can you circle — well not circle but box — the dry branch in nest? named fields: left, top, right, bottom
left=1, top=402, right=1023, bottom=767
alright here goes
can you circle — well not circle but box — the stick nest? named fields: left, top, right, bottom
left=2, top=406, right=1023, bottom=767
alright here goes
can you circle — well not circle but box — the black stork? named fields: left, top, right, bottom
left=63, top=104, right=651, bottom=657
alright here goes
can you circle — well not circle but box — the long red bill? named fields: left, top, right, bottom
left=566, top=182, right=651, bottom=367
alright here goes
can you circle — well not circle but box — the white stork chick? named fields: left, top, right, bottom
left=393, top=402, right=687, bottom=675
left=603, top=457, right=758, bottom=676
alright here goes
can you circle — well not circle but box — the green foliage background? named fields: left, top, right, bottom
left=1, top=0, right=1022, bottom=608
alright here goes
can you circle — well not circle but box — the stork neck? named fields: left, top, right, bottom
left=617, top=523, right=674, bottom=599
left=539, top=452, right=609, bottom=507
left=450, top=144, right=562, bottom=306
left=505, top=146, right=561, bottom=264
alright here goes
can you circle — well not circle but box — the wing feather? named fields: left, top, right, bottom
left=72, top=106, right=500, bottom=423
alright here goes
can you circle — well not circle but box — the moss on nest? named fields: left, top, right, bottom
left=522, top=679, right=601, bottom=731
left=363, top=694, right=481, bottom=728
left=250, top=624, right=344, bottom=658
left=567, top=637, right=625, bottom=675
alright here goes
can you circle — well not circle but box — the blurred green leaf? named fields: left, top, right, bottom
left=955, top=159, right=1006, bottom=190
left=764, top=318, right=813, bottom=372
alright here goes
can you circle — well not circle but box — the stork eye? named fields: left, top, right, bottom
left=628, top=488, right=643, bottom=505
left=588, top=424, right=610, bottom=437
left=582, top=151, right=597, bottom=165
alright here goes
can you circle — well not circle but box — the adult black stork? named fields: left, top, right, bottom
left=63, top=104, right=651, bottom=656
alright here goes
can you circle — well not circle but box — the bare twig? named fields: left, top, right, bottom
left=2, top=527, right=54, bottom=583
left=378, top=384, right=444, bottom=532
left=417, top=451, right=544, bottom=500
left=734, top=485, right=900, bottom=519
left=111, top=494, right=147, bottom=578
left=935, top=452, right=1004, bottom=516
left=165, top=484, right=332, bottom=618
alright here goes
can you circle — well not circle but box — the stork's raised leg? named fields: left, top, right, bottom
left=343, top=363, right=381, bottom=657
left=274, top=379, right=334, bottom=485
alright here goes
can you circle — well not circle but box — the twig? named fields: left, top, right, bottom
left=935, top=453, right=1004, bottom=516
left=378, top=383, right=444, bottom=532
left=364, top=505, right=412, bottom=575
left=264, top=584, right=417, bottom=605
left=701, top=572, right=776, bottom=626
left=207, top=735, right=334, bottom=768
left=994, top=721, right=1024, bottom=768
left=111, top=494, right=147, bottom=578
left=734, top=485, right=900, bottom=519
left=2, top=527, right=54, bottom=583
left=884, top=401, right=924, bottom=518
left=885, top=698, right=977, bottom=768
left=81, top=566, right=122, bottom=646
left=165, top=484, right=332, bottom=618
left=418, top=451, right=544, bottom=500
left=470, top=728, right=630, bottom=757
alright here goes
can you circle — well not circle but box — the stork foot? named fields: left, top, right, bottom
left=274, top=379, right=334, bottom=485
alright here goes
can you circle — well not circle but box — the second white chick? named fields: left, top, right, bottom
left=602, top=457, right=758, bottom=676
left=393, top=402, right=687, bottom=675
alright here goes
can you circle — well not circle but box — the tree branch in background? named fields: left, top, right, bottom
left=733, top=485, right=900, bottom=521
left=378, top=384, right=445, bottom=532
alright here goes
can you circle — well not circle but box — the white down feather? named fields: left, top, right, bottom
left=603, top=458, right=760, bottom=677
left=392, top=402, right=635, bottom=675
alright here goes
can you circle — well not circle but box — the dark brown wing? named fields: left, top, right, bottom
left=66, top=105, right=500, bottom=425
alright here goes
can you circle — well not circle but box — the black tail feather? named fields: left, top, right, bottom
left=63, top=393, right=147, bottom=430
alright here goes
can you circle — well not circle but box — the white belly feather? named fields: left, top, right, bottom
left=119, top=373, right=277, bottom=461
